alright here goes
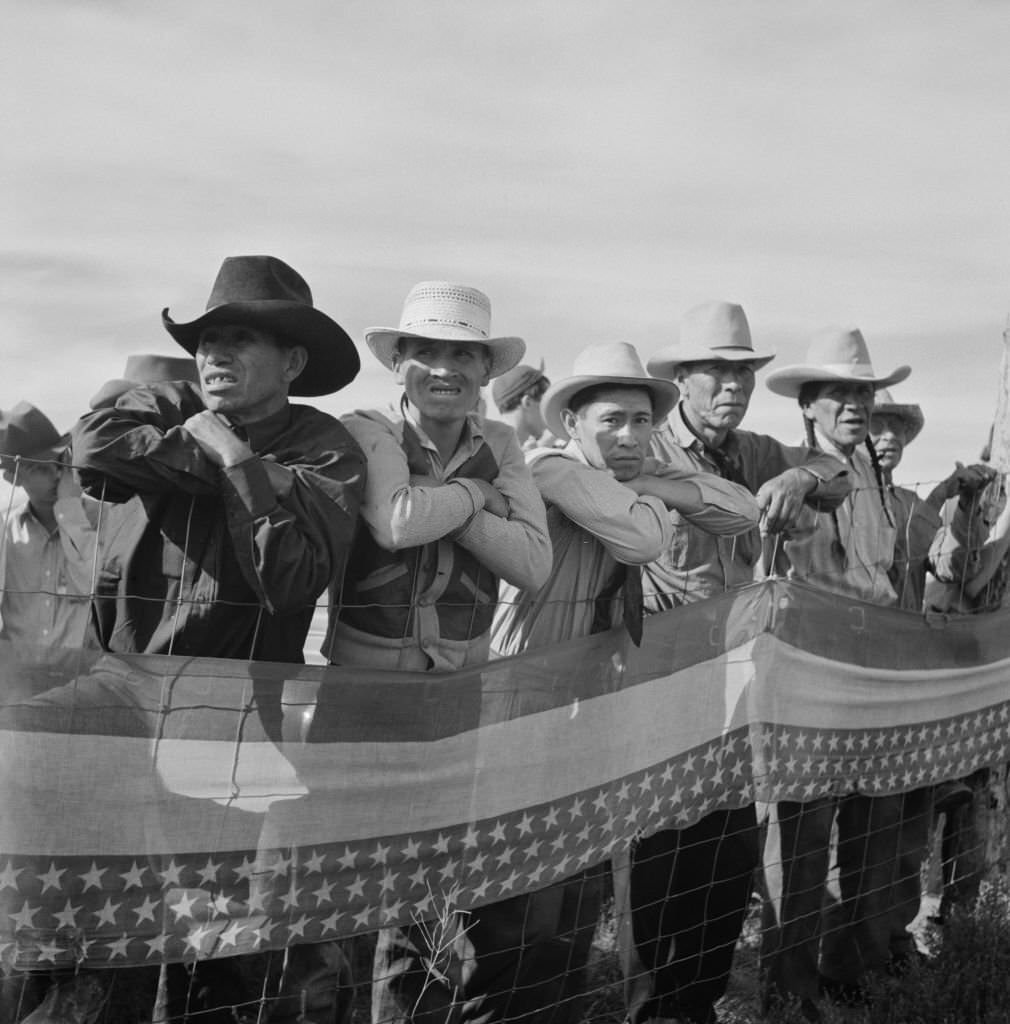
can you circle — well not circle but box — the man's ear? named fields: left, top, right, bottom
left=1, top=467, right=13, bottom=486
left=560, top=407, right=580, bottom=439
left=392, top=352, right=406, bottom=386
left=284, top=345, right=309, bottom=384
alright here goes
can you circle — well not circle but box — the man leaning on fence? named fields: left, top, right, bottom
left=491, top=340, right=759, bottom=1023
left=759, top=327, right=912, bottom=1020
left=5, top=255, right=367, bottom=1024
left=606, top=301, right=850, bottom=1024
left=322, top=281, right=551, bottom=1024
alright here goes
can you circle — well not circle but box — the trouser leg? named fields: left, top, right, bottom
left=759, top=798, right=834, bottom=1009
left=615, top=807, right=759, bottom=1024
left=939, top=769, right=988, bottom=919
left=371, top=868, right=604, bottom=1024
left=887, top=788, right=930, bottom=961
left=820, top=794, right=903, bottom=984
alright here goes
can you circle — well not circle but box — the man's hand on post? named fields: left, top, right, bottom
left=756, top=467, right=816, bottom=534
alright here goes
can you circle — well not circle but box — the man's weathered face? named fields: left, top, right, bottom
left=395, top=338, right=491, bottom=426
left=562, top=386, right=655, bottom=482
left=196, top=324, right=305, bottom=424
left=869, top=412, right=909, bottom=473
left=802, top=380, right=875, bottom=454
left=3, top=458, right=60, bottom=508
left=677, top=361, right=756, bottom=435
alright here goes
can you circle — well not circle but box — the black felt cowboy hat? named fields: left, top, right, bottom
left=162, top=255, right=360, bottom=397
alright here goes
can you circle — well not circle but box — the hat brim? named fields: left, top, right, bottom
left=541, top=374, right=680, bottom=440
left=764, top=364, right=911, bottom=399
left=364, top=327, right=525, bottom=379
left=162, top=301, right=360, bottom=398
left=872, top=402, right=925, bottom=444
left=647, top=345, right=776, bottom=379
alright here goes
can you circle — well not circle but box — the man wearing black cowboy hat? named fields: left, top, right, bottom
left=74, top=254, right=364, bottom=665
left=25, top=255, right=366, bottom=1023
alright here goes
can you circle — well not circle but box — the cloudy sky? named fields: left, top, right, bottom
left=6, top=1, right=1010, bottom=489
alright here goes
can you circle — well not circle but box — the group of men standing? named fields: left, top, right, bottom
left=0, top=254, right=996, bottom=1024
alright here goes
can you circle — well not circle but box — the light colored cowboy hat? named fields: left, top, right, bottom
left=89, top=353, right=200, bottom=410
left=161, top=255, right=360, bottom=397
left=491, top=360, right=548, bottom=409
left=0, top=402, right=68, bottom=468
left=541, top=342, right=680, bottom=439
left=871, top=388, right=925, bottom=444
left=647, top=300, right=775, bottom=379
left=764, top=327, right=911, bottom=399
left=365, top=281, right=525, bottom=379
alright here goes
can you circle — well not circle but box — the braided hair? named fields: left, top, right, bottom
left=863, top=434, right=896, bottom=528
left=802, top=414, right=848, bottom=563
left=799, top=383, right=896, bottom=567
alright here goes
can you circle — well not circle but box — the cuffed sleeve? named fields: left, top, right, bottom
left=342, top=412, right=489, bottom=550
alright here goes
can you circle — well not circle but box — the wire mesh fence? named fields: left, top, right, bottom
left=2, top=455, right=1010, bottom=1023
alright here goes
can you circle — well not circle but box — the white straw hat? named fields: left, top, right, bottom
left=765, top=327, right=910, bottom=399
left=541, top=342, right=680, bottom=439
left=365, top=281, right=525, bottom=379
left=647, top=301, right=775, bottom=378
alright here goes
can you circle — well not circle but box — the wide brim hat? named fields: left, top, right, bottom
left=0, top=402, right=68, bottom=467
left=161, top=255, right=360, bottom=398
left=765, top=326, right=911, bottom=399
left=872, top=388, right=925, bottom=444
left=90, top=353, right=200, bottom=410
left=365, top=281, right=525, bottom=379
left=647, top=300, right=775, bottom=379
left=541, top=342, right=680, bottom=440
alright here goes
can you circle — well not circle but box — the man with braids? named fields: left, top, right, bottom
left=759, top=327, right=913, bottom=1020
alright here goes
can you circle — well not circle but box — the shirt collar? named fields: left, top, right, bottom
left=397, top=397, right=486, bottom=454
left=667, top=402, right=740, bottom=459
left=239, top=403, right=293, bottom=452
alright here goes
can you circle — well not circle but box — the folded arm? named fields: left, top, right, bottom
left=71, top=383, right=219, bottom=503
left=532, top=452, right=671, bottom=564
left=221, top=430, right=365, bottom=614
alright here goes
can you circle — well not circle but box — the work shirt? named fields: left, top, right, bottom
left=327, top=404, right=550, bottom=671
left=72, top=381, right=365, bottom=662
left=777, top=433, right=897, bottom=606
left=643, top=407, right=850, bottom=609
left=491, top=441, right=759, bottom=656
left=0, top=497, right=97, bottom=648
left=925, top=488, right=1004, bottom=613
left=889, top=485, right=941, bottom=612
